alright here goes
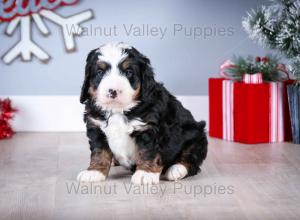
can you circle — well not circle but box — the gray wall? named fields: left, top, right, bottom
left=0, top=0, right=273, bottom=96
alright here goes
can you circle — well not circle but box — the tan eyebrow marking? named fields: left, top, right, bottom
left=121, top=59, right=131, bottom=69
left=97, top=61, right=108, bottom=69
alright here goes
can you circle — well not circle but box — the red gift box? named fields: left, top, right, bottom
left=209, top=78, right=292, bottom=144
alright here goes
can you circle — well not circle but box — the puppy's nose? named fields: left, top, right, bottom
left=108, top=89, right=118, bottom=99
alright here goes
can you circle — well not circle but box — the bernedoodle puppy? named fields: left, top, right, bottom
left=77, top=42, right=208, bottom=185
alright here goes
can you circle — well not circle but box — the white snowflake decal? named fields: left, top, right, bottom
left=1, top=1, right=93, bottom=64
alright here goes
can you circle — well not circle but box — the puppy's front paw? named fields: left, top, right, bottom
left=131, top=170, right=160, bottom=185
left=165, top=164, right=188, bottom=181
left=77, top=170, right=106, bottom=182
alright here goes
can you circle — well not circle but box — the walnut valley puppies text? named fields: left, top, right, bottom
left=66, top=182, right=235, bottom=198
left=67, top=24, right=235, bottom=40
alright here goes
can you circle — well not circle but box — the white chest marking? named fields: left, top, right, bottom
left=89, top=114, right=146, bottom=168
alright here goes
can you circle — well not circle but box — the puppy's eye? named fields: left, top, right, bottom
left=125, top=69, right=134, bottom=77
left=97, top=69, right=104, bottom=75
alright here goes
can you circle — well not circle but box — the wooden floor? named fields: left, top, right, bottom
left=1, top=133, right=300, bottom=220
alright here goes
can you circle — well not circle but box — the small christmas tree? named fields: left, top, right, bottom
left=242, top=0, right=300, bottom=85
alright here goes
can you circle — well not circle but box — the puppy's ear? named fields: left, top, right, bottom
left=136, top=51, right=155, bottom=100
left=80, top=49, right=98, bottom=104
left=140, top=62, right=155, bottom=100
left=125, top=47, right=155, bottom=99
left=127, top=47, right=151, bottom=67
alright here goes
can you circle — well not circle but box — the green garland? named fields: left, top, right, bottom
left=223, top=55, right=289, bottom=82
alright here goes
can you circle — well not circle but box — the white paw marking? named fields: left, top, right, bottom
left=131, top=170, right=160, bottom=185
left=77, top=170, right=106, bottom=182
left=165, top=164, right=188, bottom=181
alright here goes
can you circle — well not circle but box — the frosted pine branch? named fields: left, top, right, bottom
left=242, top=0, right=300, bottom=81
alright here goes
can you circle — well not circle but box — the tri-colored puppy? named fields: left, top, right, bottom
left=77, top=42, right=208, bottom=185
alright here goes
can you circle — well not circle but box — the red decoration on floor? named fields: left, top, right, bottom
left=0, top=98, right=17, bottom=139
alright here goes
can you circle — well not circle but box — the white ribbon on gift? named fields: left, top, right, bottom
left=222, top=80, right=234, bottom=141
left=242, top=73, right=263, bottom=84
left=269, top=82, right=284, bottom=142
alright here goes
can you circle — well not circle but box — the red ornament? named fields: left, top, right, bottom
left=0, top=98, right=17, bottom=139
left=262, top=57, right=269, bottom=63
left=255, top=56, right=261, bottom=62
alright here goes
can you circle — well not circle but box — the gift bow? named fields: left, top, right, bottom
left=219, top=59, right=290, bottom=82
left=220, top=59, right=236, bottom=78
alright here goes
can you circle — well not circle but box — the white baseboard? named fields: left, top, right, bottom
left=5, top=96, right=208, bottom=132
